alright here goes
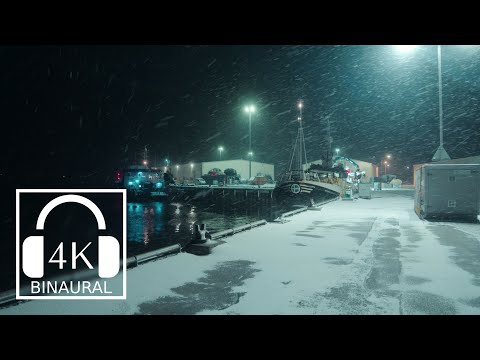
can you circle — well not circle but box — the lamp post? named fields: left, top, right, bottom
left=381, top=154, right=391, bottom=176
left=335, top=148, right=339, bottom=157
left=218, top=146, right=224, bottom=161
left=245, top=105, right=255, bottom=179
left=248, top=151, right=253, bottom=179
left=384, top=161, right=388, bottom=175
left=394, top=45, right=450, bottom=161
left=432, top=45, right=450, bottom=161
left=190, top=163, right=194, bottom=179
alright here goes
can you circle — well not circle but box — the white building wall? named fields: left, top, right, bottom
left=351, top=159, right=376, bottom=183
left=171, top=163, right=205, bottom=184
left=173, top=159, right=274, bottom=183
left=250, top=161, right=275, bottom=180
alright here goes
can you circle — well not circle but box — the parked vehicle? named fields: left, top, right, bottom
left=208, top=168, right=223, bottom=176
left=250, top=173, right=274, bottom=185
left=194, top=178, right=207, bottom=185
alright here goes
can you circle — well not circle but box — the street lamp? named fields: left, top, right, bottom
left=335, top=148, right=340, bottom=157
left=218, top=146, right=224, bottom=161
left=143, top=160, right=148, bottom=166
left=244, top=105, right=255, bottom=178
left=380, top=155, right=392, bottom=175
left=248, top=151, right=253, bottom=179
left=432, top=45, right=450, bottom=161
left=394, top=45, right=450, bottom=161
left=190, top=163, right=194, bottom=179
left=384, top=161, right=388, bottom=175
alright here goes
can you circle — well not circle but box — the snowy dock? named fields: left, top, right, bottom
left=2, top=189, right=480, bottom=315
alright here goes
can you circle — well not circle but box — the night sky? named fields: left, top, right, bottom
left=2, top=45, right=480, bottom=180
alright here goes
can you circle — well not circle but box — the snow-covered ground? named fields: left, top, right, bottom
left=2, top=190, right=480, bottom=315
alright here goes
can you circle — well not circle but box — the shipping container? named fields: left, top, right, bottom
left=358, top=182, right=372, bottom=199
left=414, top=164, right=480, bottom=221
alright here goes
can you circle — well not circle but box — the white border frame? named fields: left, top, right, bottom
left=16, top=189, right=127, bottom=300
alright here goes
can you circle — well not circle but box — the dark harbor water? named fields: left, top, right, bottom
left=126, top=199, right=285, bottom=256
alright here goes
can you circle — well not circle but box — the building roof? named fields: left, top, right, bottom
left=434, top=155, right=480, bottom=164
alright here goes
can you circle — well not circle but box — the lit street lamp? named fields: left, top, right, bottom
left=143, top=160, right=148, bottom=166
left=190, top=163, right=194, bottom=179
left=381, top=154, right=392, bottom=175
left=335, top=148, right=340, bottom=157
left=244, top=105, right=255, bottom=178
left=218, top=146, right=224, bottom=161
left=394, top=45, right=451, bottom=161
left=384, top=161, right=388, bottom=175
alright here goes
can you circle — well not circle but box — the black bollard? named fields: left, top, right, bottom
left=193, top=223, right=209, bottom=244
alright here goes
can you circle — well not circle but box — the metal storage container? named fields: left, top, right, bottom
left=358, top=182, right=372, bottom=199
left=414, top=163, right=480, bottom=221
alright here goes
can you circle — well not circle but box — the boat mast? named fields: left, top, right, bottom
left=287, top=101, right=308, bottom=181
left=297, top=103, right=303, bottom=180
left=298, top=101, right=308, bottom=180
left=326, top=116, right=332, bottom=167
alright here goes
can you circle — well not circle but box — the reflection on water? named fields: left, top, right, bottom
left=127, top=202, right=166, bottom=245
left=126, top=200, right=283, bottom=256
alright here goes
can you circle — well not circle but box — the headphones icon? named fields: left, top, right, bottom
left=22, top=194, right=120, bottom=279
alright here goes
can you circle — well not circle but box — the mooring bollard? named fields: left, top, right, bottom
left=185, top=223, right=216, bottom=255
left=193, top=223, right=210, bottom=244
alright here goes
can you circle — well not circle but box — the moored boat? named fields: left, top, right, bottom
left=114, top=165, right=169, bottom=201
left=273, top=101, right=345, bottom=206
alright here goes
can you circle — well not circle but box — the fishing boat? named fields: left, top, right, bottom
left=114, top=165, right=168, bottom=201
left=273, top=102, right=345, bottom=206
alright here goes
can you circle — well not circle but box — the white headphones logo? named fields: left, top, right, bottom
left=22, top=194, right=120, bottom=279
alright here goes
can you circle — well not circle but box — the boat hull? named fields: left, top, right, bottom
left=273, top=180, right=341, bottom=206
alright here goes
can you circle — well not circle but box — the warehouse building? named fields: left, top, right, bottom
left=172, top=159, right=275, bottom=184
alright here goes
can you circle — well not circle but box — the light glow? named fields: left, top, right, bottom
left=394, top=45, right=418, bottom=53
